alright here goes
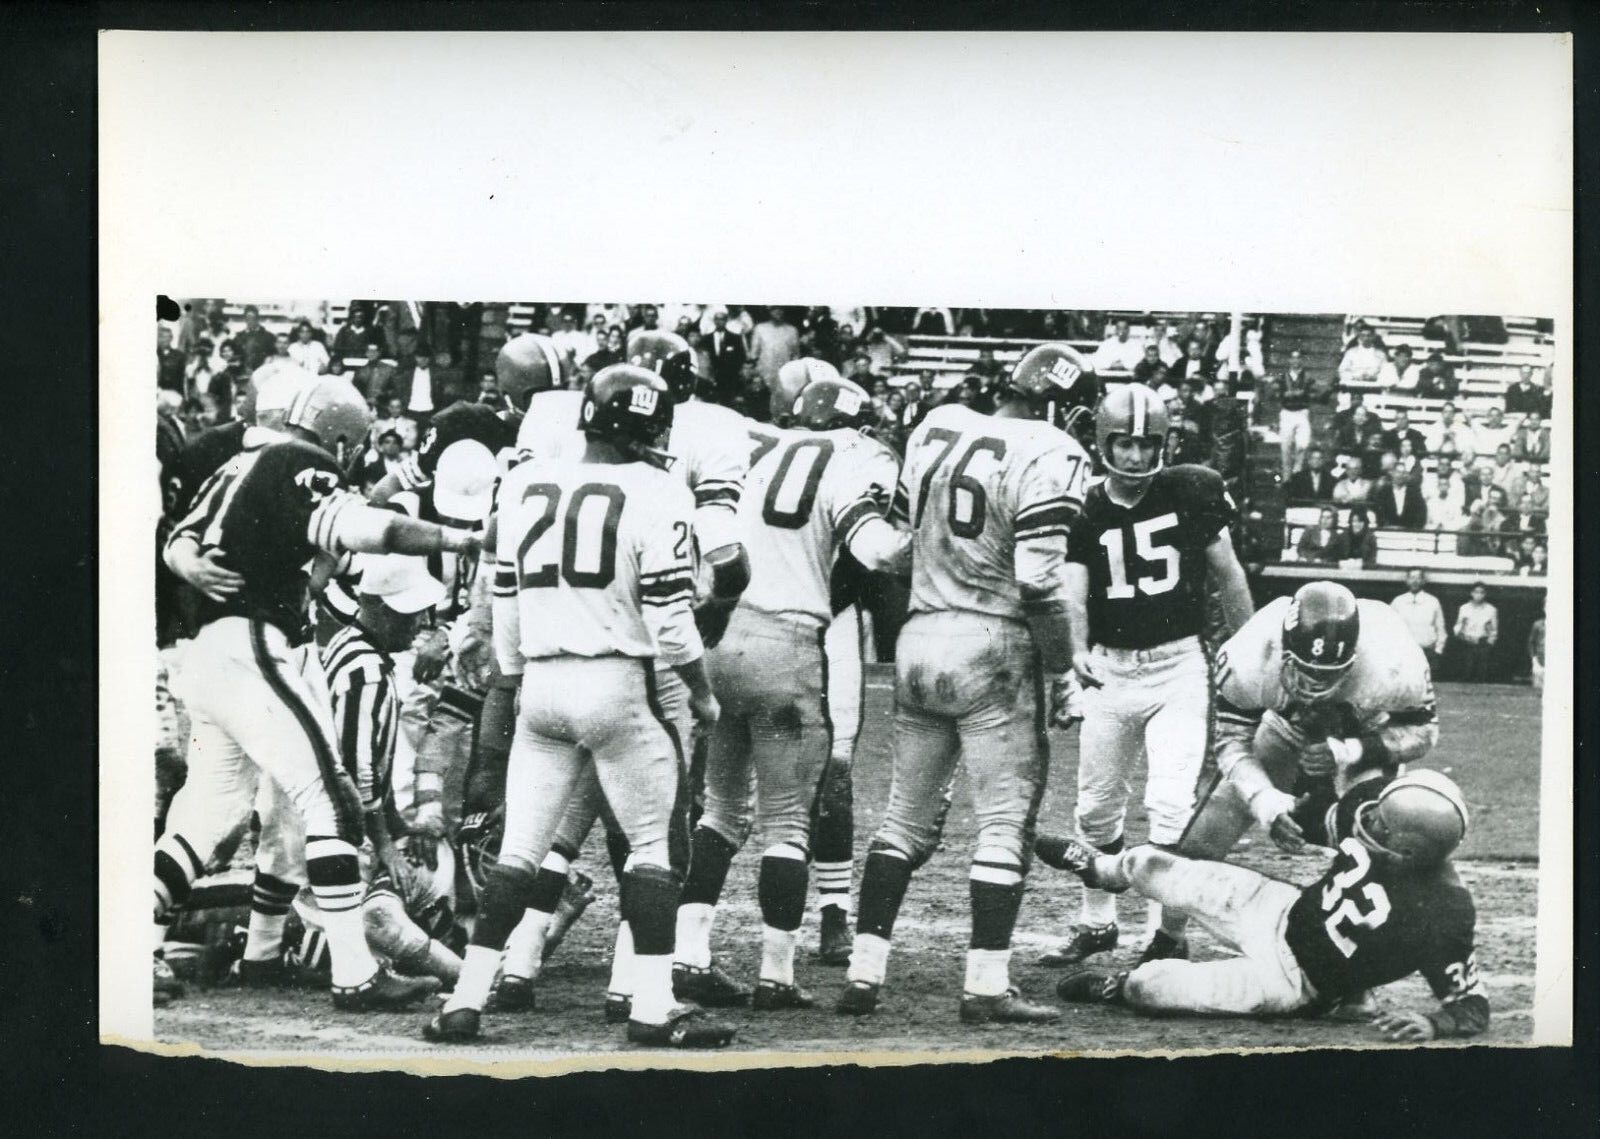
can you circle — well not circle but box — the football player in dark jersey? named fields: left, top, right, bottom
left=1042, top=382, right=1254, bottom=968
left=1035, top=767, right=1488, bottom=1042
left=156, top=376, right=480, bottom=1012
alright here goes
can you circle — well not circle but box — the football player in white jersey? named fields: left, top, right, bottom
left=836, top=344, right=1095, bottom=1024
left=672, top=376, right=909, bottom=1010
left=424, top=364, right=735, bottom=1049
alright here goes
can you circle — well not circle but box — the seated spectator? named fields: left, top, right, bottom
left=911, top=306, right=954, bottom=335
left=228, top=304, right=279, bottom=372
left=1472, top=406, right=1515, bottom=457
left=846, top=353, right=876, bottom=385
left=864, top=327, right=907, bottom=375
left=1424, top=460, right=1468, bottom=532
left=582, top=326, right=625, bottom=377
left=1336, top=506, right=1379, bottom=568
left=1169, top=337, right=1212, bottom=386
left=1331, top=461, right=1373, bottom=506
left=475, top=374, right=501, bottom=404
left=551, top=309, right=598, bottom=375
left=352, top=341, right=396, bottom=403
left=157, top=325, right=187, bottom=393
left=968, top=347, right=1004, bottom=382
left=1332, top=402, right=1373, bottom=459
left=207, top=341, right=244, bottom=424
left=1426, top=402, right=1474, bottom=462
left=1503, top=364, right=1545, bottom=416
left=1213, top=316, right=1265, bottom=378
left=1512, top=413, right=1550, bottom=464
left=1152, top=367, right=1178, bottom=403
left=1390, top=408, right=1427, bottom=458
left=1342, top=317, right=1386, bottom=352
left=1413, top=350, right=1460, bottom=399
left=1153, top=321, right=1184, bottom=367
left=1536, top=366, right=1554, bottom=418
left=1295, top=507, right=1343, bottom=565
left=1519, top=543, right=1549, bottom=577
left=288, top=319, right=331, bottom=374
left=1330, top=390, right=1365, bottom=444
left=1486, top=444, right=1525, bottom=503
left=361, top=431, right=407, bottom=491
left=1093, top=318, right=1144, bottom=374
left=1358, top=427, right=1392, bottom=479
left=1372, top=467, right=1428, bottom=530
left=1486, top=484, right=1518, bottom=532
left=1131, top=343, right=1165, bottom=384
left=1456, top=499, right=1497, bottom=556
left=370, top=395, right=419, bottom=452
left=1518, top=468, right=1549, bottom=532
left=1396, top=436, right=1425, bottom=478
left=1337, top=325, right=1387, bottom=386
left=1378, top=343, right=1421, bottom=391
left=1285, top=446, right=1336, bottom=503
left=332, top=305, right=387, bottom=360
left=1163, top=425, right=1204, bottom=467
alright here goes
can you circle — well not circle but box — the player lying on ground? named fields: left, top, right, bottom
left=1035, top=767, right=1488, bottom=1042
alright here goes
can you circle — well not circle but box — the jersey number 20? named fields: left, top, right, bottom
left=516, top=482, right=625, bottom=589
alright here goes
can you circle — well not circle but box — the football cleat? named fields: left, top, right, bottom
left=815, top=907, right=852, bottom=967
left=1137, top=931, right=1190, bottom=965
left=753, top=980, right=817, bottom=1011
left=960, top=988, right=1062, bottom=1025
left=672, top=962, right=752, bottom=1007
left=487, top=975, right=537, bottom=1012
left=153, top=953, right=184, bottom=1004
left=232, top=953, right=298, bottom=989
left=332, top=966, right=440, bottom=1012
left=542, top=870, right=596, bottom=962
left=1033, top=835, right=1127, bottom=892
left=834, top=980, right=881, bottom=1017
left=627, top=1005, right=738, bottom=1049
left=422, top=1006, right=481, bottom=1043
left=1056, top=969, right=1129, bottom=1005
left=603, top=992, right=632, bottom=1025
left=1038, top=923, right=1119, bottom=968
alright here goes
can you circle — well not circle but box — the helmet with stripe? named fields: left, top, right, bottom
left=495, top=333, right=563, bottom=411
left=285, top=376, right=374, bottom=465
left=1353, top=768, right=1469, bottom=868
left=1281, top=581, right=1361, bottom=703
left=791, top=377, right=874, bottom=433
left=580, top=363, right=676, bottom=468
left=1095, top=382, right=1170, bottom=480
left=1009, top=343, right=1098, bottom=435
left=627, top=328, right=697, bottom=403
left=773, top=357, right=842, bottom=425
left=248, top=367, right=312, bottom=431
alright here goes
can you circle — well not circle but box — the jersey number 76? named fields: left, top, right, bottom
left=912, top=428, right=1008, bottom=539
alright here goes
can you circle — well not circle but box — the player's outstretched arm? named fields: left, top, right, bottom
left=311, top=494, right=480, bottom=560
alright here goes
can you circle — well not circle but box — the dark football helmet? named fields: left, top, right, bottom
left=1353, top=769, right=1469, bottom=868
left=1094, top=382, right=1170, bottom=481
left=579, top=363, right=676, bottom=468
left=626, top=328, right=697, bottom=403
left=495, top=333, right=563, bottom=411
left=1009, top=342, right=1100, bottom=438
left=791, top=377, right=875, bottom=433
left=285, top=376, right=374, bottom=465
left=1282, top=581, right=1361, bottom=702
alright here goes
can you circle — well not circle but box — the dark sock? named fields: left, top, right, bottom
left=527, top=866, right=568, bottom=915
left=471, top=863, right=540, bottom=950
left=811, top=762, right=854, bottom=864
left=969, top=879, right=1024, bottom=950
left=621, top=865, right=680, bottom=955
left=679, top=827, right=739, bottom=907
left=758, top=854, right=810, bottom=932
left=855, top=847, right=914, bottom=940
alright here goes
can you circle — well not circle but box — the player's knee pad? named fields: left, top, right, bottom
left=970, top=842, right=1024, bottom=886
left=362, top=889, right=431, bottom=969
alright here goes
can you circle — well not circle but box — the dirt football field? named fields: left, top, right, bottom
left=154, top=679, right=1545, bottom=1065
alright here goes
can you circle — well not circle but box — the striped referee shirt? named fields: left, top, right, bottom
left=320, top=623, right=399, bottom=811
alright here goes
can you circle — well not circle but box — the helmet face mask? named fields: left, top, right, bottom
left=1281, top=582, right=1361, bottom=703
left=1352, top=770, right=1469, bottom=869
left=627, top=329, right=696, bottom=403
left=1009, top=343, right=1097, bottom=436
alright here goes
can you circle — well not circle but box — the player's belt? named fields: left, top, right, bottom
left=1091, top=635, right=1202, bottom=664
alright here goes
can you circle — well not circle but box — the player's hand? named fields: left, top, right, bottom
left=376, top=842, right=415, bottom=891
left=689, top=688, right=720, bottom=730
left=1269, top=811, right=1307, bottom=853
left=1071, top=650, right=1104, bottom=689
left=1373, top=1010, right=1436, bottom=1043
left=413, top=628, right=450, bottom=683
left=442, top=527, right=482, bottom=562
left=1050, top=674, right=1085, bottom=730
left=1299, top=740, right=1337, bottom=777
left=188, top=548, right=246, bottom=602
left=456, top=625, right=492, bottom=690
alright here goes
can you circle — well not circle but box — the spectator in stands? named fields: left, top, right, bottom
left=1518, top=468, right=1549, bottom=533
left=1329, top=391, right=1364, bottom=449
left=912, top=305, right=954, bottom=335
left=1457, top=499, right=1496, bottom=557
left=1295, top=507, right=1342, bottom=565
left=1396, top=437, right=1424, bottom=478
left=433, top=347, right=467, bottom=404
left=1426, top=402, right=1473, bottom=461
left=1389, top=408, right=1427, bottom=458
left=1276, top=349, right=1315, bottom=478
left=1372, top=467, right=1427, bottom=530
left=1452, top=583, right=1499, bottom=682
left=332, top=305, right=387, bottom=360
left=370, top=395, right=419, bottom=452
left=1391, top=569, right=1448, bottom=675
left=184, top=338, right=215, bottom=397
left=1170, top=337, right=1212, bottom=386
left=705, top=310, right=748, bottom=403
left=1131, top=343, right=1165, bottom=384
left=1520, top=543, right=1548, bottom=578
left=1206, top=372, right=1248, bottom=486
left=288, top=319, right=331, bottom=374
left=354, top=341, right=397, bottom=403
left=1512, top=413, right=1550, bottom=464
left=1487, top=444, right=1525, bottom=504
left=1485, top=484, right=1518, bottom=539
left=476, top=374, right=500, bottom=404
left=1473, top=406, right=1515, bottom=457
left=864, top=327, right=907, bottom=376
left=804, top=306, right=843, bottom=367
left=551, top=310, right=598, bottom=376
left=1537, top=366, right=1554, bottom=418
left=1337, top=506, right=1379, bottom=568
left=228, top=304, right=278, bottom=372
left=1379, top=344, right=1422, bottom=391
left=1331, top=459, right=1373, bottom=506
left=157, top=325, right=187, bottom=394
left=1503, top=364, right=1545, bottom=416
left=1093, top=318, right=1144, bottom=374
left=207, top=342, right=244, bottom=424
left=1358, top=424, right=1392, bottom=479
left=845, top=353, right=875, bottom=386
left=1414, top=350, right=1459, bottom=400
left=634, top=304, right=661, bottom=332
left=583, top=326, right=625, bottom=379
left=1150, top=321, right=1183, bottom=367
left=361, top=430, right=406, bottom=492
left=1213, top=316, right=1264, bottom=378
left=751, top=306, right=801, bottom=389
left=1285, top=446, right=1335, bottom=503
left=1337, top=325, right=1386, bottom=386
left=1511, top=534, right=1539, bottom=573
left=968, top=347, right=1004, bottom=384
left=1333, top=403, right=1374, bottom=462
left=388, top=343, right=440, bottom=428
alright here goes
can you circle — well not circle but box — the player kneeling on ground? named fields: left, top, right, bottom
left=1035, top=767, right=1488, bottom=1042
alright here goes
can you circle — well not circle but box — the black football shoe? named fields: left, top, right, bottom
left=1033, top=835, right=1128, bottom=892
left=960, top=987, right=1062, bottom=1024
left=1038, top=923, right=1119, bottom=968
left=332, top=967, right=440, bottom=1012
left=1056, top=969, right=1129, bottom=1005
left=603, top=992, right=632, bottom=1025
left=672, top=962, right=752, bottom=1007
left=422, top=1006, right=481, bottom=1042
left=627, top=1005, right=738, bottom=1048
left=487, top=975, right=537, bottom=1012
left=1137, top=930, right=1190, bottom=965
left=233, top=953, right=299, bottom=989
left=753, top=980, right=817, bottom=1011
left=834, top=980, right=881, bottom=1016
left=815, top=907, right=852, bottom=967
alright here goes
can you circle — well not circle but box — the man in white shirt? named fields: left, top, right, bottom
left=1426, top=403, right=1475, bottom=462
left=1472, top=407, right=1516, bottom=458
left=1422, top=455, right=1467, bottom=530
left=551, top=310, right=597, bottom=377
left=1338, top=326, right=1388, bottom=386
left=1093, top=318, right=1145, bottom=374
left=1378, top=344, right=1421, bottom=391
left=404, top=348, right=435, bottom=422
left=1390, top=569, right=1447, bottom=675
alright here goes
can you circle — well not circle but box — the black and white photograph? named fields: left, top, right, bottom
left=97, top=31, right=1574, bottom=1075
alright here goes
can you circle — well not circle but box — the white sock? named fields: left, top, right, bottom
left=674, top=902, right=715, bottom=969
left=964, top=948, right=1012, bottom=997
left=317, top=906, right=380, bottom=988
left=760, top=926, right=797, bottom=986
left=630, top=954, right=675, bottom=1025
left=502, top=908, right=552, bottom=981
left=444, top=945, right=500, bottom=1012
left=607, top=921, right=635, bottom=997
left=815, top=861, right=853, bottom=913
left=1081, top=884, right=1118, bottom=927
left=244, top=912, right=288, bottom=962
left=847, top=932, right=890, bottom=985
